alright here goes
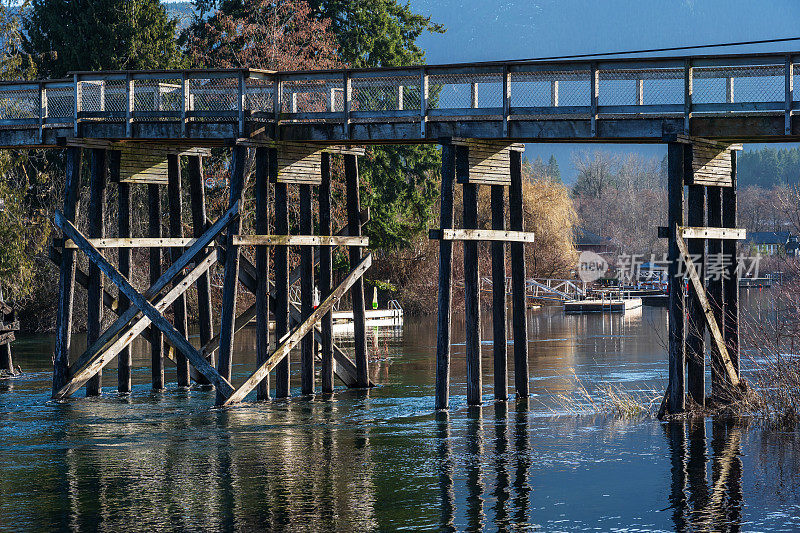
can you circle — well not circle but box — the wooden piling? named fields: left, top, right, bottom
left=147, top=184, right=165, bottom=391
left=53, top=147, right=82, bottom=395
left=491, top=184, right=507, bottom=401
left=667, top=142, right=686, bottom=414
left=273, top=149, right=291, bottom=398
left=686, top=182, right=705, bottom=406
left=319, top=152, right=334, bottom=394
left=722, top=153, right=739, bottom=377
left=707, top=185, right=724, bottom=399
left=187, top=155, right=214, bottom=386
left=509, top=150, right=529, bottom=398
left=216, top=145, right=246, bottom=405
left=300, top=183, right=315, bottom=395
left=435, top=144, right=456, bottom=410
left=86, top=148, right=106, bottom=397
left=168, top=154, right=190, bottom=387
left=344, top=154, right=369, bottom=388
left=255, top=147, right=271, bottom=401
left=462, top=151, right=482, bottom=406
left=114, top=151, right=132, bottom=393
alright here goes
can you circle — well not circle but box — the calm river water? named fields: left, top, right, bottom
left=1, top=297, right=799, bottom=531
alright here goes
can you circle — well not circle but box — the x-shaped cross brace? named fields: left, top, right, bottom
left=52, top=201, right=241, bottom=399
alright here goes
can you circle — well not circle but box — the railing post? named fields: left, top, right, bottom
left=38, top=82, right=45, bottom=144
left=398, top=85, right=404, bottom=110
left=590, top=62, right=598, bottom=137
left=684, top=59, right=693, bottom=135
left=502, top=65, right=510, bottom=137
left=181, top=72, right=188, bottom=137
left=636, top=78, right=644, bottom=106
left=471, top=82, right=478, bottom=108
left=344, top=72, right=351, bottom=139
left=238, top=70, right=246, bottom=137
left=786, top=55, right=793, bottom=135
left=420, top=67, right=428, bottom=138
left=73, top=74, right=81, bottom=137
left=126, top=73, right=133, bottom=138
left=551, top=80, right=559, bottom=107
left=726, top=77, right=734, bottom=104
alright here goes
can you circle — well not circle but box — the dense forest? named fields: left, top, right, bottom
left=737, top=147, right=800, bottom=188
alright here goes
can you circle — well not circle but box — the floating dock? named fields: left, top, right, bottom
left=564, top=298, right=643, bottom=314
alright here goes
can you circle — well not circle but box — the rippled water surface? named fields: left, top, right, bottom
left=1, top=298, right=799, bottom=531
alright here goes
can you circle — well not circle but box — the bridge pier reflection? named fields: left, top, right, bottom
left=665, top=419, right=743, bottom=531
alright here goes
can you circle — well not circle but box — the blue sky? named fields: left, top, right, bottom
left=163, top=0, right=800, bottom=181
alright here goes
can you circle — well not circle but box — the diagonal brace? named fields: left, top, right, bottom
left=223, top=254, right=373, bottom=406
left=54, top=211, right=235, bottom=398
left=54, top=252, right=217, bottom=399
left=676, top=229, right=741, bottom=388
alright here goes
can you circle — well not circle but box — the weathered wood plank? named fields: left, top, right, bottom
left=254, top=147, right=270, bottom=400
left=187, top=155, right=214, bottom=384
left=115, top=151, right=132, bottom=394
left=232, top=235, right=369, bottom=246
left=509, top=150, right=529, bottom=399
left=345, top=153, right=369, bottom=387
left=463, top=158, right=482, bottom=406
left=435, top=144, right=456, bottom=410
left=319, top=151, right=334, bottom=393
left=299, top=183, right=315, bottom=395
left=273, top=148, right=290, bottom=398
left=215, top=145, right=246, bottom=405
left=491, top=184, right=507, bottom=402
left=428, top=229, right=535, bottom=242
left=147, top=184, right=165, bottom=390
left=680, top=227, right=745, bottom=240
left=52, top=147, right=82, bottom=395
left=723, top=152, right=740, bottom=383
left=85, top=148, right=106, bottom=397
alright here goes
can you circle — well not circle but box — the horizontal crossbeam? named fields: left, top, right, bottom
left=680, top=226, right=746, bottom=240
left=233, top=235, right=369, bottom=247
left=657, top=226, right=747, bottom=240
left=59, top=237, right=197, bottom=249
left=222, top=253, right=373, bottom=405
left=429, top=228, right=535, bottom=243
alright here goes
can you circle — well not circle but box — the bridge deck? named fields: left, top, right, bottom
left=2, top=52, right=800, bottom=147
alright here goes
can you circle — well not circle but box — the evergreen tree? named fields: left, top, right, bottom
left=305, top=0, right=446, bottom=249
left=546, top=154, right=561, bottom=182
left=24, top=0, right=183, bottom=78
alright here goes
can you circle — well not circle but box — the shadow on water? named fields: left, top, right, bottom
left=666, top=418, right=744, bottom=532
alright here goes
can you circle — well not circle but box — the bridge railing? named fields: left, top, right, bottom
left=0, top=52, right=798, bottom=140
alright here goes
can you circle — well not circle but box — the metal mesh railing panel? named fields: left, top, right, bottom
left=189, top=77, right=239, bottom=116
left=511, top=70, right=590, bottom=107
left=351, top=75, right=420, bottom=111
left=45, top=86, right=74, bottom=118
left=133, top=78, right=182, bottom=113
left=0, top=88, right=38, bottom=120
left=80, top=80, right=126, bottom=113
left=694, top=65, right=783, bottom=104
left=244, top=78, right=274, bottom=113
left=281, top=78, right=344, bottom=113
left=599, top=68, right=684, bottom=106
left=428, top=72, right=502, bottom=110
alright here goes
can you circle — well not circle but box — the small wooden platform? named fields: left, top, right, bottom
left=564, top=298, right=642, bottom=314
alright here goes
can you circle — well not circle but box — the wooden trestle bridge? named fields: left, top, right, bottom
left=0, top=51, right=797, bottom=413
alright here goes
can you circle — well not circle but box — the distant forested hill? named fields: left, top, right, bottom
left=738, top=147, right=800, bottom=188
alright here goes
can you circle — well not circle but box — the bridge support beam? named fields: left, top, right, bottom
left=661, top=137, right=744, bottom=418
left=433, top=139, right=533, bottom=410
